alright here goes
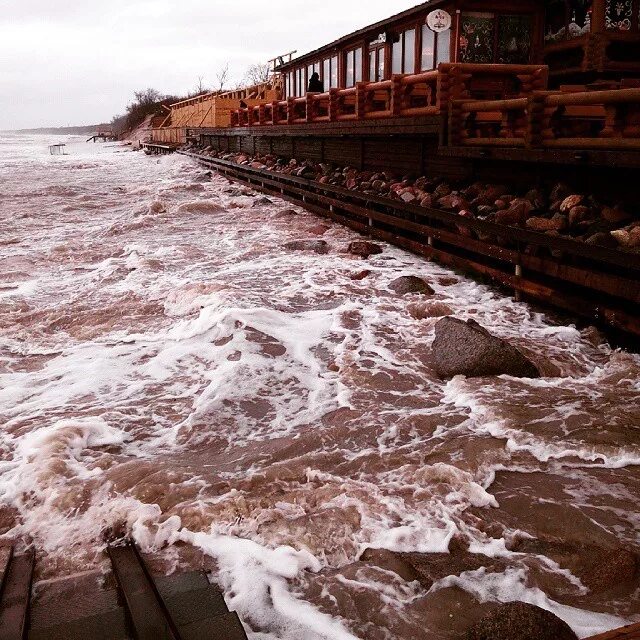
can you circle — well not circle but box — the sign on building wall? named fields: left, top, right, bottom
left=427, top=9, right=452, bottom=33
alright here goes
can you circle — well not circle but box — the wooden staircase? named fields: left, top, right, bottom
left=0, top=543, right=247, bottom=640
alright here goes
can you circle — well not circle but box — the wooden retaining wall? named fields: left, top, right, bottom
left=179, top=151, right=640, bottom=338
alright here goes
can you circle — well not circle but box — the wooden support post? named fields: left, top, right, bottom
left=328, top=89, right=339, bottom=122
left=287, top=98, right=296, bottom=125
left=390, top=75, right=403, bottom=117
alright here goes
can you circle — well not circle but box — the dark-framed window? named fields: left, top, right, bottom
left=421, top=24, right=451, bottom=70
left=392, top=28, right=417, bottom=74
left=345, top=47, right=363, bottom=87
left=322, top=56, right=339, bottom=88
left=459, top=12, right=533, bottom=63
left=369, top=45, right=386, bottom=81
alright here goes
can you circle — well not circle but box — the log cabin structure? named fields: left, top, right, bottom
left=151, top=80, right=280, bottom=144
left=149, top=0, right=640, bottom=338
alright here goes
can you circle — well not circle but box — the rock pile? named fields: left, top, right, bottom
left=189, top=144, right=640, bottom=252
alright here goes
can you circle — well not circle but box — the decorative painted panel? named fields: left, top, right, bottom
left=459, top=13, right=495, bottom=63
left=498, top=15, right=533, bottom=63
left=606, top=0, right=633, bottom=31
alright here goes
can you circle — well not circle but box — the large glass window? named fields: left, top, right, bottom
left=404, top=29, right=416, bottom=74
left=421, top=24, right=451, bottom=69
left=606, top=0, right=633, bottom=30
left=498, top=15, right=533, bottom=63
left=286, top=71, right=294, bottom=98
left=296, top=68, right=304, bottom=97
left=369, top=46, right=386, bottom=81
left=436, top=30, right=451, bottom=65
left=346, top=50, right=354, bottom=87
left=459, top=12, right=495, bottom=63
left=322, top=57, right=338, bottom=89
left=392, top=37, right=402, bottom=74
left=421, top=25, right=435, bottom=70
left=545, top=0, right=599, bottom=42
left=345, top=48, right=362, bottom=87
left=392, top=29, right=417, bottom=74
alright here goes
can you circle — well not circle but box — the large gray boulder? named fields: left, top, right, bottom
left=432, top=317, right=540, bottom=379
left=465, top=602, right=577, bottom=640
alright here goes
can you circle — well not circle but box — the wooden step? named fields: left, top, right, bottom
left=0, top=550, right=35, bottom=640
left=179, top=611, right=248, bottom=640
left=108, top=544, right=178, bottom=640
left=28, top=607, right=130, bottom=640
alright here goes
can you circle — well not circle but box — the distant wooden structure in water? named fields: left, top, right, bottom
left=48, top=144, right=67, bottom=155
left=87, top=130, right=116, bottom=142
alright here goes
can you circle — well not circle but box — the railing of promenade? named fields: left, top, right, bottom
left=449, top=87, right=640, bottom=150
left=228, top=63, right=548, bottom=128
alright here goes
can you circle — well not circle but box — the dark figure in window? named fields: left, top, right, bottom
left=308, top=72, right=324, bottom=93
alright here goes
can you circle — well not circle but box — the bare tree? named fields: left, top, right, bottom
left=133, top=88, right=163, bottom=107
left=195, top=75, right=207, bottom=94
left=243, top=62, right=271, bottom=86
left=215, top=63, right=230, bottom=93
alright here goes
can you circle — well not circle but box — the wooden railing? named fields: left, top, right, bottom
left=228, top=64, right=546, bottom=128
left=449, top=87, right=640, bottom=150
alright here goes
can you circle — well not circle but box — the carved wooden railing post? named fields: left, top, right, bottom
left=258, top=104, right=266, bottom=126
left=449, top=100, right=464, bottom=146
left=246, top=106, right=255, bottom=127
left=306, top=93, right=315, bottom=123
left=526, top=92, right=546, bottom=149
left=390, top=75, right=403, bottom=117
left=328, top=88, right=339, bottom=121
left=287, top=97, right=296, bottom=125
left=355, top=82, right=366, bottom=120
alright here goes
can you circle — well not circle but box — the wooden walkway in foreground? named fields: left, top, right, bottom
left=0, top=543, right=247, bottom=640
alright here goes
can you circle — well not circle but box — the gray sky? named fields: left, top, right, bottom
left=0, top=0, right=420, bottom=129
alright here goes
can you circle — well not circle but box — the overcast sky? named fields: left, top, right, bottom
left=0, top=0, right=421, bottom=129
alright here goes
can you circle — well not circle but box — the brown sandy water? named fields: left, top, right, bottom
left=0, top=134, right=638, bottom=639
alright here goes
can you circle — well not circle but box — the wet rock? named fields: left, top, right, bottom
left=526, top=215, right=567, bottom=233
left=524, top=188, right=547, bottom=210
left=284, top=240, right=329, bottom=254
left=149, top=200, right=166, bottom=214
left=512, top=539, right=638, bottom=595
left=389, top=276, right=434, bottom=296
left=611, top=226, right=640, bottom=248
left=559, top=194, right=584, bottom=213
left=568, top=205, right=591, bottom=226
left=472, top=185, right=507, bottom=207
left=400, top=192, right=417, bottom=204
left=177, top=201, right=224, bottom=214
left=350, top=270, right=372, bottom=281
left=465, top=602, right=578, bottom=640
left=433, top=183, right=452, bottom=199
left=495, top=199, right=533, bottom=226
left=252, top=196, right=273, bottom=207
left=431, top=317, right=540, bottom=379
left=585, top=231, right=618, bottom=248
left=601, top=206, right=632, bottom=225
left=348, top=241, right=383, bottom=259
left=407, top=301, right=454, bottom=320
left=550, top=182, right=572, bottom=203
left=274, top=208, right=298, bottom=219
